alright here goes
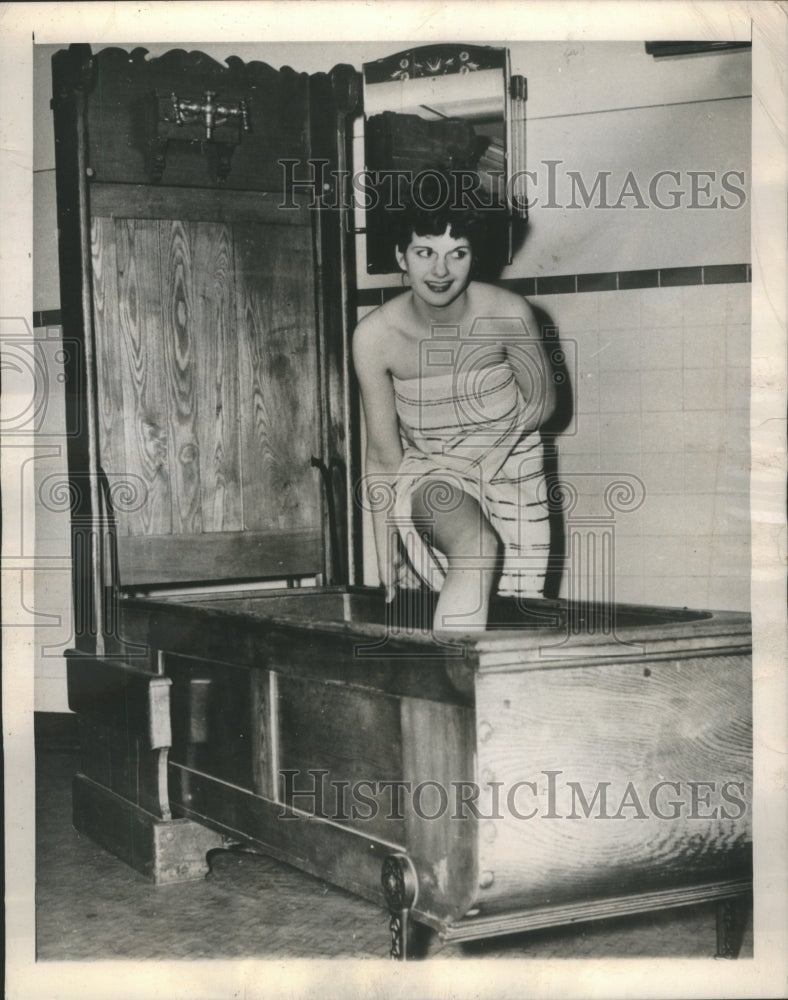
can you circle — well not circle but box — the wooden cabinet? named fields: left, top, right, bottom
left=52, top=44, right=360, bottom=630
left=52, top=39, right=362, bottom=891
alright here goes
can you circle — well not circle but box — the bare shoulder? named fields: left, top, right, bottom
left=472, top=282, right=540, bottom=334
left=352, top=296, right=405, bottom=374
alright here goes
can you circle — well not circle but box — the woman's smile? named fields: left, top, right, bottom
left=396, top=227, right=473, bottom=312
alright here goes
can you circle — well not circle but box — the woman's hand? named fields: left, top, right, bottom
left=379, top=537, right=420, bottom=603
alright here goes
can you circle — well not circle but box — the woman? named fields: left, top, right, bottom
left=353, top=203, right=556, bottom=631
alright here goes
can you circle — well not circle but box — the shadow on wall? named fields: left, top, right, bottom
left=531, top=300, right=573, bottom=600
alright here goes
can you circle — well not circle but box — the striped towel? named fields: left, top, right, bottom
left=391, top=361, right=550, bottom=597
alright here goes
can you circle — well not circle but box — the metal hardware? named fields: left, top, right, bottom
left=149, top=89, right=251, bottom=183
left=169, top=90, right=250, bottom=141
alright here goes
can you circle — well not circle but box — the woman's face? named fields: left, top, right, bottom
left=396, top=227, right=473, bottom=308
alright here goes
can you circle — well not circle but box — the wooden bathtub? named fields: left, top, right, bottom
left=67, top=585, right=752, bottom=958
left=52, top=44, right=752, bottom=959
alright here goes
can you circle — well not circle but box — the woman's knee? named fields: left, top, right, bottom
left=412, top=480, right=499, bottom=562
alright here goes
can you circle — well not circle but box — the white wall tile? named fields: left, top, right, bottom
left=574, top=371, right=600, bottom=414
left=640, top=326, right=682, bottom=369
left=711, top=533, right=750, bottom=571
left=724, top=409, right=751, bottom=452
left=641, top=412, right=684, bottom=452
left=647, top=576, right=708, bottom=609
left=722, top=451, right=751, bottom=497
left=684, top=450, right=725, bottom=494
left=600, top=413, right=641, bottom=453
left=640, top=369, right=683, bottom=412
left=682, top=324, right=727, bottom=369
left=561, top=412, right=600, bottom=453
left=681, top=283, right=728, bottom=326
left=641, top=535, right=689, bottom=575
left=725, top=323, right=750, bottom=367
left=683, top=410, right=726, bottom=451
left=707, top=575, right=750, bottom=612
left=558, top=451, right=602, bottom=475
left=597, top=289, right=641, bottom=330
left=683, top=538, right=714, bottom=576
left=614, top=536, right=645, bottom=577
left=682, top=496, right=717, bottom=536
left=639, top=285, right=683, bottom=327
left=609, top=575, right=645, bottom=605
left=639, top=493, right=687, bottom=535
left=572, top=332, right=601, bottom=377
left=725, top=365, right=750, bottom=410
left=725, top=283, right=751, bottom=326
left=604, top=451, right=643, bottom=477
left=551, top=294, right=599, bottom=332
left=599, top=369, right=641, bottom=412
left=641, top=451, right=684, bottom=495
left=683, top=367, right=726, bottom=410
left=597, top=329, right=642, bottom=371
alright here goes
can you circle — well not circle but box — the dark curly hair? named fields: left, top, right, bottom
left=391, top=172, right=507, bottom=279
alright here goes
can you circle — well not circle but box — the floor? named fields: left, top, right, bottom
left=35, top=724, right=753, bottom=962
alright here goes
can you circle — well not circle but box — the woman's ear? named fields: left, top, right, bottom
left=394, top=247, right=406, bottom=271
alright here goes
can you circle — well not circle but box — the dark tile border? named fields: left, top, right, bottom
left=41, top=264, right=752, bottom=324
left=359, top=265, right=749, bottom=304
left=357, top=289, right=385, bottom=308
left=534, top=274, right=576, bottom=295
left=576, top=272, right=617, bottom=293
left=617, top=269, right=660, bottom=290
left=659, top=266, right=704, bottom=287
left=503, top=277, right=536, bottom=297
left=703, top=264, right=749, bottom=285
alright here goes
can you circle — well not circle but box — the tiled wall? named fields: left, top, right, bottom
left=530, top=281, right=750, bottom=611
left=356, top=282, right=750, bottom=612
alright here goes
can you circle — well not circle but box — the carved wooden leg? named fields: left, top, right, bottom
left=715, top=895, right=747, bottom=958
left=381, top=853, right=420, bottom=960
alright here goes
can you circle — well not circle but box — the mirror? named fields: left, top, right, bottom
left=361, top=44, right=526, bottom=274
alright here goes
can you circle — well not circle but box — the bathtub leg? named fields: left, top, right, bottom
left=715, top=895, right=747, bottom=958
left=382, top=853, right=420, bottom=960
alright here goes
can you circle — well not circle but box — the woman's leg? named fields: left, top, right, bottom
left=411, top=479, right=501, bottom=631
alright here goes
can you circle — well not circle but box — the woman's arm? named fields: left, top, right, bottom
left=352, top=316, right=407, bottom=600
left=505, top=298, right=558, bottom=432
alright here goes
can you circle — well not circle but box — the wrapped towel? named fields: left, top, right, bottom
left=391, top=361, right=550, bottom=597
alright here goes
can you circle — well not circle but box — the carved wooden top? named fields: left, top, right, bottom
left=51, top=44, right=360, bottom=190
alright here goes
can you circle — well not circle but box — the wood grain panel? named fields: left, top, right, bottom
left=115, top=218, right=172, bottom=536
left=250, top=669, right=275, bottom=798
left=116, top=528, right=322, bottom=585
left=278, top=675, right=405, bottom=843
left=400, top=698, right=478, bottom=923
left=234, top=216, right=321, bottom=538
left=160, top=219, right=202, bottom=534
left=91, top=184, right=311, bottom=225
left=191, top=222, right=242, bottom=532
left=474, top=654, right=752, bottom=911
left=90, top=217, right=129, bottom=530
